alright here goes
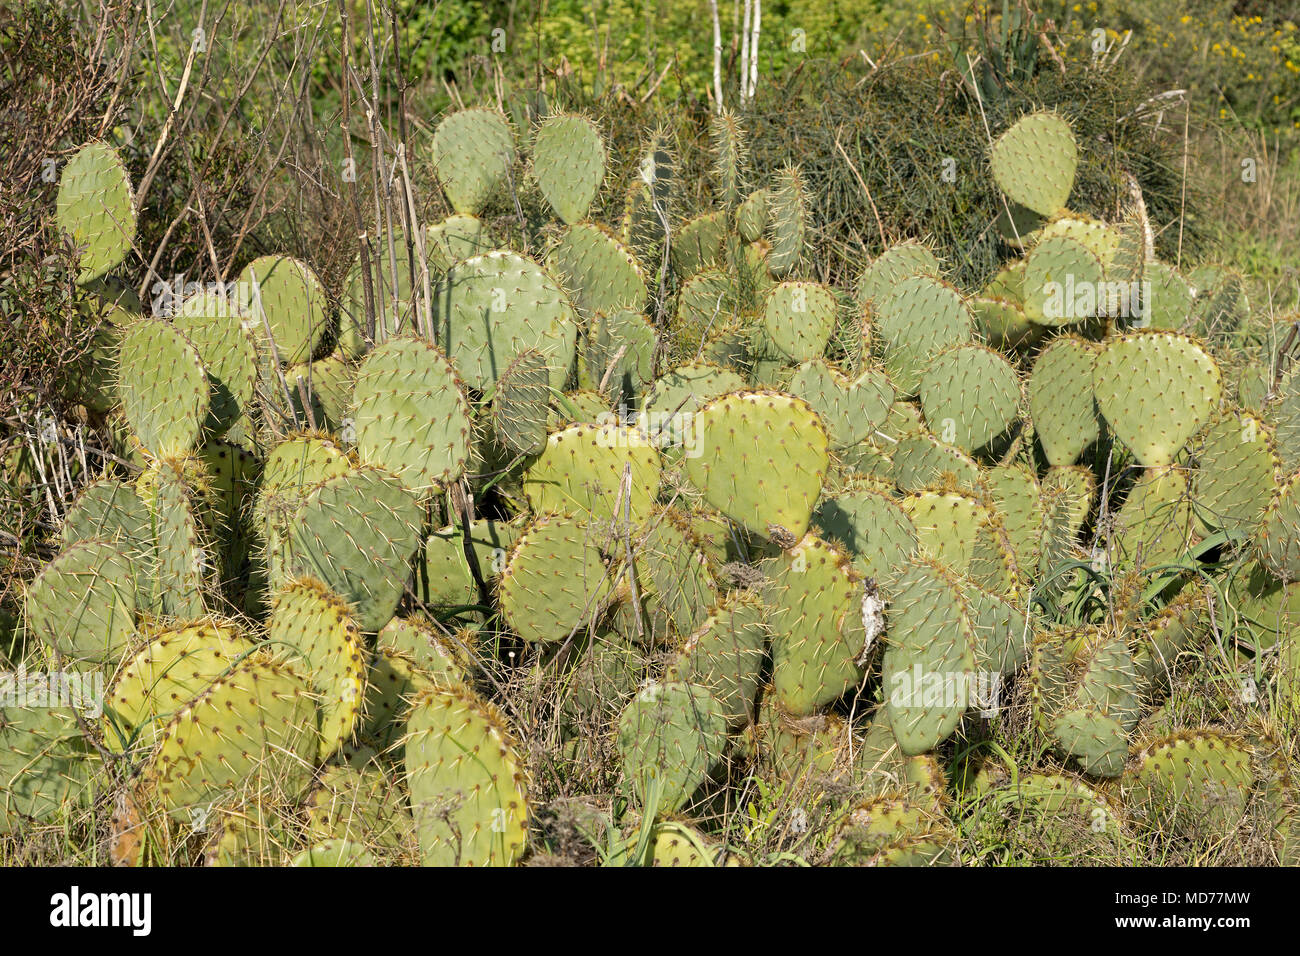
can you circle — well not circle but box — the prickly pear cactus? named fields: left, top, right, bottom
left=56, top=142, right=137, bottom=284
left=616, top=681, right=728, bottom=813
left=351, top=336, right=472, bottom=494
left=404, top=686, right=528, bottom=866
left=13, top=96, right=1300, bottom=870
left=683, top=390, right=829, bottom=542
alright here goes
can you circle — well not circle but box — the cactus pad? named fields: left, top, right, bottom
left=351, top=336, right=472, bottom=493
left=117, top=319, right=210, bottom=457
left=283, top=466, right=423, bottom=632
left=1093, top=331, right=1222, bottom=468
left=533, top=113, right=605, bottom=224
left=498, top=514, right=618, bottom=643
left=404, top=686, right=528, bottom=865
left=1027, top=334, right=1100, bottom=466
left=56, top=142, right=136, bottom=283
left=683, top=390, right=829, bottom=542
left=616, top=681, right=727, bottom=813
left=989, top=112, right=1078, bottom=217
left=918, top=344, right=1021, bottom=453
left=431, top=108, right=516, bottom=216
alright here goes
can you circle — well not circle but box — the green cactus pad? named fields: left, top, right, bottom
left=1042, top=464, right=1095, bottom=539
left=764, top=533, right=868, bottom=715
left=671, top=212, right=729, bottom=278
left=1123, top=731, right=1254, bottom=835
left=1191, top=409, right=1279, bottom=538
left=236, top=255, right=329, bottom=365
left=547, top=222, right=646, bottom=320
left=255, top=434, right=353, bottom=547
left=498, top=514, right=618, bottom=643
left=357, top=648, right=436, bottom=753
left=283, top=465, right=423, bottom=632
left=431, top=108, right=516, bottom=216
left=427, top=214, right=497, bottom=271
left=1141, top=261, right=1195, bottom=330
left=664, top=592, right=766, bottom=727
left=813, top=485, right=918, bottom=585
left=171, top=291, right=258, bottom=438
left=376, top=614, right=470, bottom=686
left=61, top=478, right=157, bottom=608
left=766, top=165, right=808, bottom=277
left=0, top=703, right=96, bottom=832
left=70, top=281, right=139, bottom=413
left=1258, top=471, right=1300, bottom=580
left=290, top=839, right=377, bottom=867
left=351, top=336, right=471, bottom=493
left=56, top=142, right=136, bottom=284
left=404, top=685, right=529, bottom=865
left=872, top=274, right=973, bottom=395
left=996, top=200, right=1047, bottom=249
left=758, top=281, right=838, bottom=363
left=830, top=797, right=956, bottom=866
left=641, top=361, right=745, bottom=457
left=789, top=359, right=894, bottom=448
left=984, top=464, right=1043, bottom=571
left=142, top=656, right=319, bottom=820
left=890, top=432, right=982, bottom=495
left=117, top=319, right=210, bottom=457
left=965, top=583, right=1030, bottom=676
left=1023, top=235, right=1105, bottom=326
left=902, top=491, right=1018, bottom=594
left=24, top=538, right=136, bottom=664
left=1093, top=330, right=1222, bottom=468
left=1112, top=466, right=1196, bottom=571
left=854, top=240, right=941, bottom=309
left=1027, top=334, right=1100, bottom=467
left=491, top=348, right=551, bottom=456
left=1270, top=371, right=1300, bottom=473
left=989, top=111, right=1078, bottom=217
left=434, top=249, right=579, bottom=391
left=683, top=390, right=829, bottom=541
left=737, top=188, right=770, bottom=242
left=1051, top=705, right=1130, bottom=778
left=579, top=309, right=657, bottom=404
left=634, top=507, right=719, bottom=641
left=667, top=269, right=738, bottom=356
left=757, top=701, right=849, bottom=783
left=148, top=458, right=213, bottom=619
left=882, top=560, right=977, bottom=755
left=522, top=422, right=662, bottom=525
left=104, top=620, right=254, bottom=752
left=972, top=296, right=1039, bottom=350
left=918, top=344, right=1021, bottom=454
left=554, top=632, right=647, bottom=729
left=616, top=681, right=728, bottom=813
left=285, top=353, right=355, bottom=433
left=268, top=578, right=367, bottom=760
left=304, top=762, right=416, bottom=853
left=533, top=113, right=605, bottom=224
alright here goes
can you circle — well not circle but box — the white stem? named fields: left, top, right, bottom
left=749, top=0, right=761, bottom=104
left=740, top=0, right=751, bottom=105
left=710, top=0, right=723, bottom=112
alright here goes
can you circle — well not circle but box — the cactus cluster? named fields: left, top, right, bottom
left=8, top=107, right=1300, bottom=867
